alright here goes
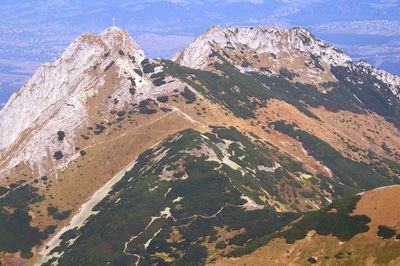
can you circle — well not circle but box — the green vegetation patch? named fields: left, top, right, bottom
left=271, top=121, right=395, bottom=191
left=151, top=72, right=167, bottom=87
left=162, top=60, right=333, bottom=120
left=279, top=196, right=370, bottom=243
left=0, top=186, right=9, bottom=196
left=53, top=151, right=64, bottom=160
left=208, top=126, right=330, bottom=207
left=129, top=87, right=136, bottom=95
left=141, top=58, right=158, bottom=74
left=47, top=206, right=72, bottom=221
left=138, top=99, right=158, bottom=115
left=229, top=195, right=370, bottom=257
left=180, top=86, right=197, bottom=103
left=330, top=65, right=400, bottom=127
left=52, top=128, right=301, bottom=265
left=0, top=184, right=53, bottom=258
left=377, top=225, right=397, bottom=239
left=57, top=131, right=65, bottom=141
left=48, top=126, right=381, bottom=264
left=162, top=59, right=400, bottom=128
left=94, top=124, right=106, bottom=135
left=163, top=60, right=269, bottom=118
left=156, top=96, right=169, bottom=103
left=128, top=77, right=136, bottom=87
left=279, top=68, right=298, bottom=80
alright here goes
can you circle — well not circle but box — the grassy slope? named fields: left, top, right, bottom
left=162, top=60, right=400, bottom=127
left=44, top=127, right=380, bottom=265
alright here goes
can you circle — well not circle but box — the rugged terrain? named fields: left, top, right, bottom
left=0, top=26, right=399, bottom=265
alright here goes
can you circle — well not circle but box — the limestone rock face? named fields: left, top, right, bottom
left=0, top=27, right=146, bottom=174
left=174, top=26, right=352, bottom=70
left=175, top=26, right=400, bottom=100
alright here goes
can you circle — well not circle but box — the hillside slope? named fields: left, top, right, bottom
left=213, top=185, right=400, bottom=266
left=0, top=26, right=399, bottom=265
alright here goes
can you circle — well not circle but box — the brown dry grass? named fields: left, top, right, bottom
left=210, top=186, right=400, bottom=266
left=353, top=185, right=400, bottom=233
left=31, top=110, right=200, bottom=229
left=258, top=99, right=400, bottom=163
left=2, top=63, right=399, bottom=265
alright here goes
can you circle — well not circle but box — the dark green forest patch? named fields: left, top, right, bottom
left=162, top=60, right=400, bottom=128
left=271, top=121, right=397, bottom=191
left=377, top=225, right=396, bottom=239
left=0, top=185, right=54, bottom=258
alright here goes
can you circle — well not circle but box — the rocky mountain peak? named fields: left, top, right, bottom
left=57, top=27, right=144, bottom=71
left=0, top=27, right=148, bottom=173
left=98, top=27, right=145, bottom=58
left=174, top=25, right=352, bottom=72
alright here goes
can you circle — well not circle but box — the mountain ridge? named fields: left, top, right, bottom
left=172, top=26, right=400, bottom=107
left=0, top=27, right=147, bottom=173
left=174, top=25, right=352, bottom=70
left=0, top=25, right=399, bottom=265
